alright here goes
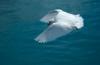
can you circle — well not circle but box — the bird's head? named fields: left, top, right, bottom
left=48, top=9, right=63, bottom=14
left=54, top=9, right=63, bottom=12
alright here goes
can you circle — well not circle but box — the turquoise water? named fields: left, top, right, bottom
left=0, top=0, right=100, bottom=65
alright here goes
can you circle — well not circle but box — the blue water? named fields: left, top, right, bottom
left=0, top=0, right=100, bottom=65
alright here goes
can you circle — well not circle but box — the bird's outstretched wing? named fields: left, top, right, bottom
left=35, top=23, right=74, bottom=43
left=40, top=10, right=58, bottom=23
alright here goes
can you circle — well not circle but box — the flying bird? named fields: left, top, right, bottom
left=35, top=9, right=84, bottom=43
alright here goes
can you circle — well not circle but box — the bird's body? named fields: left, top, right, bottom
left=35, top=9, right=84, bottom=43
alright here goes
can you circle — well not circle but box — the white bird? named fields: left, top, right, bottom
left=35, top=9, right=84, bottom=43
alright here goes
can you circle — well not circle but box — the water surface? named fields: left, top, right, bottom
left=0, top=0, right=100, bottom=65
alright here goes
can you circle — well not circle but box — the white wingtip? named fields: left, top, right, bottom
left=34, top=36, right=47, bottom=43
left=75, top=14, right=84, bottom=29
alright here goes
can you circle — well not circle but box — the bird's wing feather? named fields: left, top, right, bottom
left=35, top=23, right=73, bottom=43
left=40, top=11, right=58, bottom=23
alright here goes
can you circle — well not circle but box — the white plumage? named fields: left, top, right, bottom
left=35, top=9, right=84, bottom=43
